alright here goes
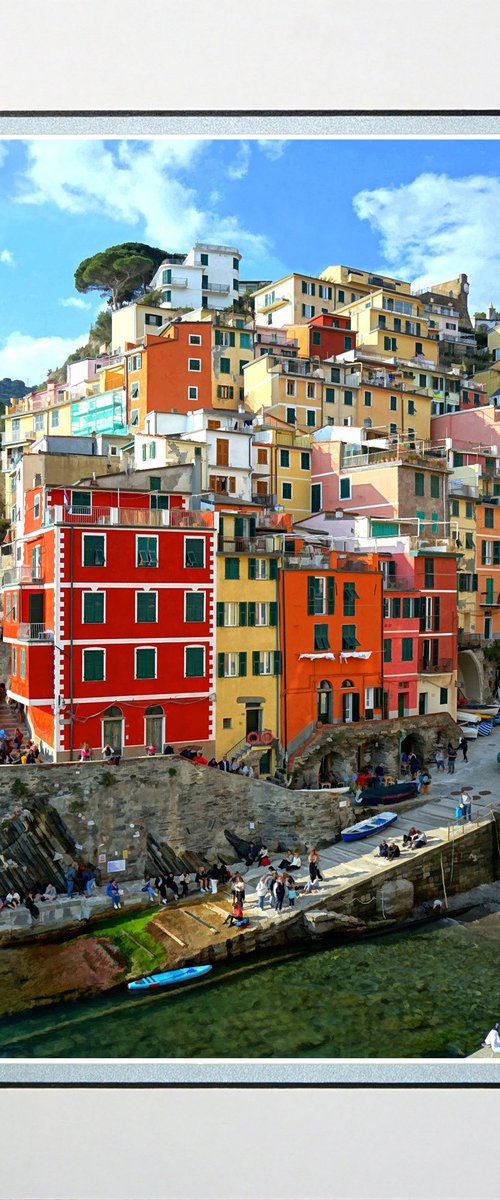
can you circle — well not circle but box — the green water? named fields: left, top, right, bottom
left=0, top=914, right=498, bottom=1058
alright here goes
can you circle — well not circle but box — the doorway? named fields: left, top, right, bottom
left=145, top=704, right=164, bottom=751
left=397, top=692, right=406, bottom=718
left=28, top=592, right=44, bottom=635
left=342, top=692, right=360, bottom=723
left=246, top=706, right=262, bottom=736
left=317, top=680, right=332, bottom=724
left=102, top=705, right=124, bottom=753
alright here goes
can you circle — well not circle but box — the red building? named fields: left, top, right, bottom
left=380, top=556, right=420, bottom=719
left=288, top=312, right=356, bottom=360
left=2, top=483, right=217, bottom=761
left=279, top=548, right=383, bottom=759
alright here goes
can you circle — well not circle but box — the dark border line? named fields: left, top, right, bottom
left=0, top=1081, right=497, bottom=1089
left=0, top=109, right=500, bottom=118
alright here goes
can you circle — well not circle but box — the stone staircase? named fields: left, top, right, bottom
left=0, top=699, right=31, bottom=746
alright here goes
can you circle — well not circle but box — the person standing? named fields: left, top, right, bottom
left=274, top=874, right=286, bottom=914
left=209, top=864, right=219, bottom=895
left=435, top=747, right=445, bottom=772
left=232, top=874, right=245, bottom=908
left=287, top=877, right=297, bottom=908
left=179, top=872, right=190, bottom=898
left=409, top=753, right=419, bottom=779
left=459, top=736, right=469, bottom=763
left=308, top=848, right=323, bottom=883
left=447, top=742, right=457, bottom=774
left=65, top=862, right=77, bottom=898
left=256, top=876, right=267, bottom=911
left=461, top=788, right=473, bottom=822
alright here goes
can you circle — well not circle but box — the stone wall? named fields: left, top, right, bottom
left=291, top=711, right=459, bottom=783
left=0, top=757, right=362, bottom=877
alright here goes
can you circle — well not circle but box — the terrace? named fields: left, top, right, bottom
left=45, top=506, right=215, bottom=529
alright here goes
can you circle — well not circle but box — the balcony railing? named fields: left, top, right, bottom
left=2, top=565, right=43, bottom=586
left=419, top=658, right=454, bottom=674
left=480, top=592, right=500, bottom=607
left=18, top=623, right=54, bottom=642
left=283, top=554, right=331, bottom=570
left=218, top=536, right=280, bottom=555
left=170, top=276, right=189, bottom=288
left=207, top=281, right=230, bottom=294
left=251, top=493, right=277, bottom=508
left=383, top=575, right=418, bottom=591
left=46, top=506, right=215, bottom=530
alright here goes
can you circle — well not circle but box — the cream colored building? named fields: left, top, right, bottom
left=252, top=273, right=337, bottom=329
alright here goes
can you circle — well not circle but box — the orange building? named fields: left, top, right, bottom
left=279, top=547, right=384, bottom=759
left=287, top=312, right=356, bottom=360
left=125, top=322, right=213, bottom=428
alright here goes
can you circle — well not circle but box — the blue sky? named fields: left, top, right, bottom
left=1, top=137, right=500, bottom=384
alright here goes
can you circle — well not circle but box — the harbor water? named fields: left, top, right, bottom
left=1, top=909, right=499, bottom=1059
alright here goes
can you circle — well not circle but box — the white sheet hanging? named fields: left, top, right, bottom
left=339, top=651, right=372, bottom=661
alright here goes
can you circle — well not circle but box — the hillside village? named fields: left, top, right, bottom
left=2, top=246, right=500, bottom=782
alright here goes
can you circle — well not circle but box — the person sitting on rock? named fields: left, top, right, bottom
left=387, top=842, right=400, bottom=860
left=378, top=840, right=389, bottom=858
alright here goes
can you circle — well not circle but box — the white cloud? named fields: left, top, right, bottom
left=227, top=143, right=251, bottom=181
left=256, top=139, right=288, bottom=161
left=59, top=296, right=91, bottom=309
left=353, top=172, right=500, bottom=310
left=0, top=331, right=88, bottom=387
left=0, top=249, right=14, bottom=266
left=16, top=138, right=278, bottom=274
left=0, top=144, right=8, bottom=168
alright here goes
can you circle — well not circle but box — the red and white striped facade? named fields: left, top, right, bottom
left=2, top=484, right=217, bottom=761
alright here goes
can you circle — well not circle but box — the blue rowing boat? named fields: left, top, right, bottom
left=478, top=719, right=493, bottom=736
left=341, top=811, right=398, bottom=843
left=127, top=965, right=213, bottom=992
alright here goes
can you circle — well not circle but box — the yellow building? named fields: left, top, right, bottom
left=449, top=475, right=478, bottom=636
left=3, top=384, right=73, bottom=475
left=337, top=352, right=432, bottom=440
left=319, top=264, right=412, bottom=307
left=215, top=509, right=281, bottom=773
left=243, top=354, right=323, bottom=432
left=252, top=273, right=337, bottom=329
left=250, top=423, right=312, bottom=522
left=337, top=289, right=439, bottom=367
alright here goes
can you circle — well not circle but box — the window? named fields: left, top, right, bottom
left=135, top=647, right=156, bottom=680
left=338, top=289, right=345, bottom=302
left=340, top=477, right=351, bottom=500
left=136, top=592, right=157, bottom=623
left=308, top=576, right=326, bottom=615
left=280, top=449, right=290, bottom=468
left=424, top=558, right=434, bottom=588
left=364, top=390, right=372, bottom=407
left=148, top=442, right=156, bottom=460
left=34, top=494, right=40, bottom=520
left=402, top=638, right=413, bottom=662
left=83, top=534, right=105, bottom=567
left=342, top=625, right=358, bottom=650
left=302, top=304, right=315, bottom=318
left=72, top=490, right=91, bottom=513
left=220, top=357, right=231, bottom=374
left=252, top=650, right=281, bottom=676
left=419, top=693, right=428, bottom=715
left=83, top=649, right=105, bottom=682
left=451, top=499, right=459, bottom=517
left=307, top=382, right=316, bottom=400
left=465, top=532, right=474, bottom=550
left=129, top=354, right=142, bottom=372
left=286, top=408, right=296, bottom=425
left=254, top=559, right=269, bottom=580
left=187, top=386, right=198, bottom=402
left=390, top=395, right=397, bottom=411
left=415, top=342, right=423, bottom=355
left=415, top=473, right=425, bottom=497
left=255, top=602, right=268, bottom=627
left=325, top=386, right=335, bottom=404
left=466, top=501, right=473, bottom=520
left=137, top=535, right=158, bottom=568
left=344, top=390, right=353, bottom=406
left=485, top=506, right=494, bottom=529
left=312, top=331, right=321, bottom=346
left=217, top=385, right=234, bottom=400
left=384, top=639, right=392, bottom=663
left=311, top=483, right=322, bottom=513
left=314, top=624, right=330, bottom=651
left=200, top=253, right=209, bottom=266
left=331, top=367, right=341, bottom=383
left=20, top=649, right=26, bottom=680
left=286, top=379, right=296, bottom=397
left=282, top=482, right=292, bottom=500
left=302, top=281, right=315, bottom=295
left=482, top=541, right=493, bottom=566
left=185, top=592, right=205, bottom=623
left=225, top=557, right=239, bottom=580
left=189, top=334, right=202, bottom=345
left=185, top=538, right=204, bottom=568
left=51, top=409, right=60, bottom=428
left=343, top=581, right=357, bottom=616
left=408, top=400, right=415, bottom=415
left=301, top=451, right=310, bottom=471
left=306, top=410, right=316, bottom=427
left=239, top=332, right=251, bottom=349
left=440, top=687, right=448, bottom=705
left=389, top=423, right=397, bottom=435
left=384, top=336, right=397, bottom=352
left=83, top=592, right=105, bottom=624
left=188, top=358, right=201, bottom=372
left=430, top=475, right=440, bottom=499
left=130, top=380, right=141, bottom=403
left=12, top=647, right=17, bottom=677
left=233, top=257, right=239, bottom=271
left=344, top=335, right=352, bottom=350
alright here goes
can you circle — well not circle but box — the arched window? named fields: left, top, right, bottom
left=341, top=679, right=355, bottom=689
left=317, top=680, right=332, bottom=724
left=145, top=704, right=164, bottom=751
left=102, top=706, right=124, bottom=754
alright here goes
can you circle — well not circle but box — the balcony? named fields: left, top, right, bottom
left=255, top=510, right=289, bottom=531
left=46, top=506, right=214, bottom=530
left=480, top=592, right=500, bottom=607
left=170, top=276, right=189, bottom=288
left=206, top=281, right=230, bottom=294
left=2, top=565, right=44, bottom=587
left=283, top=553, right=331, bottom=570
left=419, top=658, right=454, bottom=674
left=18, top=623, right=54, bottom=642
left=218, top=535, right=280, bottom=555
left=383, top=575, right=418, bottom=591
left=251, top=493, right=277, bottom=508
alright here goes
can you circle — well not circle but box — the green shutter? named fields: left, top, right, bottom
left=186, top=592, right=204, bottom=622
left=83, top=649, right=104, bottom=681
left=273, top=650, right=282, bottom=675
left=248, top=602, right=256, bottom=626
left=83, top=592, right=104, bottom=623
left=225, top=558, right=240, bottom=580
left=216, top=602, right=225, bottom=626
left=252, top=650, right=260, bottom=676
left=137, top=536, right=158, bottom=567
left=186, top=647, right=204, bottom=677
left=136, top=648, right=156, bottom=679
left=308, top=576, right=315, bottom=615
left=269, top=601, right=277, bottom=626
left=269, top=558, right=278, bottom=580
left=239, top=601, right=247, bottom=626
left=248, top=558, right=256, bottom=579
left=249, top=517, right=257, bottom=537
left=327, top=577, right=335, bottom=614
left=229, top=331, right=235, bottom=347
left=218, top=652, right=225, bottom=678
left=234, top=516, right=244, bottom=537
left=403, top=598, right=411, bottom=619
left=239, top=652, right=247, bottom=677
left=83, top=535, right=105, bottom=567
left=137, top=592, right=157, bottom=623
left=185, top=538, right=204, bottom=568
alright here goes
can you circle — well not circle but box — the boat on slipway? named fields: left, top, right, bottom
left=127, top=965, right=213, bottom=992
left=354, top=780, right=418, bottom=805
left=341, top=812, right=398, bottom=843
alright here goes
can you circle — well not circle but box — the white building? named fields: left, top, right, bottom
left=134, top=408, right=253, bottom=503
left=252, top=273, right=337, bottom=329
left=151, top=243, right=241, bottom=313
